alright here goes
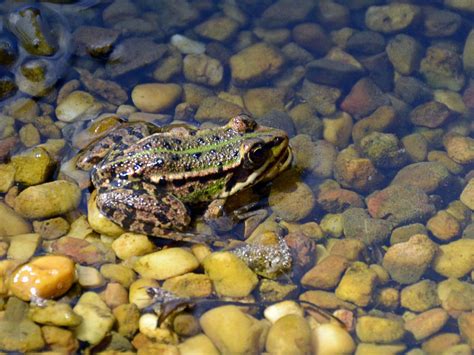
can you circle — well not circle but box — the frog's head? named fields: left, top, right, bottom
left=223, top=115, right=292, bottom=196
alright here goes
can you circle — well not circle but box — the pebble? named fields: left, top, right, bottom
left=365, top=4, right=421, bottom=33
left=76, top=68, right=128, bottom=106
left=367, top=184, right=436, bottom=227
left=51, top=236, right=114, bottom=265
left=458, top=312, right=474, bottom=348
left=335, top=261, right=379, bottom=307
left=14, top=180, right=81, bottom=219
left=9, top=255, right=76, bottom=301
left=322, top=112, right=353, bottom=149
left=464, top=30, right=474, bottom=75
left=73, top=291, right=115, bottom=345
left=178, top=334, right=219, bottom=355
left=200, top=305, right=268, bottom=354
left=269, top=170, right=315, bottom=222
left=292, top=23, right=332, bottom=56
left=113, top=303, right=140, bottom=338
left=301, top=255, right=349, bottom=290
left=443, top=133, right=474, bottom=164
left=260, top=0, right=315, bottom=28
left=432, top=239, right=474, bottom=278
left=73, top=25, right=120, bottom=57
left=308, top=318, right=356, bottom=354
left=194, top=96, right=244, bottom=124
left=170, top=34, right=205, bottom=54
left=317, top=186, right=365, bottom=213
left=405, top=308, right=449, bottom=341
left=106, top=38, right=167, bottom=77
left=386, top=34, right=423, bottom=75
left=437, top=278, right=473, bottom=316
left=102, top=282, right=128, bottom=309
left=420, top=46, right=465, bottom=92
left=32, top=217, right=69, bottom=240
left=263, top=301, right=304, bottom=324
left=183, top=54, right=223, bottom=87
left=19, top=123, right=40, bottom=147
left=422, top=333, right=462, bottom=353
left=243, top=87, right=287, bottom=117
left=229, top=42, right=285, bottom=86
left=195, top=16, right=239, bottom=42
left=77, top=265, right=105, bottom=288
left=401, top=280, right=440, bottom=312
left=401, top=133, right=430, bottom=163
left=111, top=232, right=155, bottom=260
left=342, top=208, right=391, bottom=244
left=356, top=343, right=406, bottom=355
left=202, top=251, right=258, bottom=297
left=391, top=162, right=452, bottom=194
left=461, top=179, right=474, bottom=210
left=134, top=247, right=199, bottom=280
left=382, top=234, right=438, bottom=284
left=356, top=315, right=405, bottom=344
left=340, top=77, right=388, bottom=119
left=55, top=91, right=102, bottom=123
left=100, top=263, right=136, bottom=288
left=265, top=314, right=312, bottom=354
left=427, top=210, right=462, bottom=241
left=423, top=7, right=461, bottom=37
left=359, top=131, right=407, bottom=168
left=11, top=147, right=54, bottom=186
left=29, top=301, right=82, bottom=327
left=334, top=146, right=383, bottom=193
left=153, top=47, right=182, bottom=82
left=131, top=83, right=182, bottom=113
left=162, top=272, right=212, bottom=298
left=7, top=233, right=40, bottom=262
left=410, top=100, right=455, bottom=128
left=0, top=201, right=31, bottom=236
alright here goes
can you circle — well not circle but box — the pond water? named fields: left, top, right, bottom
left=0, top=0, right=473, bottom=353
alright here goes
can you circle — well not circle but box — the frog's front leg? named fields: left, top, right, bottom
left=96, top=181, right=191, bottom=236
left=203, top=198, right=237, bottom=232
left=77, top=123, right=151, bottom=170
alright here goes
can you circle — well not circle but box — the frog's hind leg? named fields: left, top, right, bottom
left=96, top=182, right=191, bottom=236
left=77, top=123, right=151, bottom=170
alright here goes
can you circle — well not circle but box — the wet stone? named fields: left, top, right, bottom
left=346, top=31, right=385, bottom=56
left=382, top=234, right=438, bottom=284
left=305, top=59, right=364, bottom=87
left=298, top=80, right=341, bottom=116
left=394, top=76, right=433, bottom=105
left=401, top=280, right=440, bottom=312
left=73, top=26, right=120, bottom=57
left=342, top=208, right=392, bottom=245
left=410, top=101, right=455, bottom=128
left=367, top=184, right=436, bottom=227
left=420, top=46, right=465, bottom=92
left=106, top=38, right=167, bottom=77
left=340, top=77, right=389, bottom=119
left=131, top=83, right=182, bottom=113
left=194, top=16, right=239, bottom=42
left=243, top=87, right=287, bottom=118
left=29, top=301, right=82, bottom=327
left=230, top=42, right=285, bottom=87
left=443, top=133, right=474, bottom=165
left=356, top=315, right=405, bottom=344
left=391, top=162, right=452, bottom=195
left=422, top=7, right=462, bottom=37
left=432, top=239, right=474, bottom=279
left=390, top=223, right=427, bottom=245
left=11, top=147, right=54, bottom=186
left=464, top=30, right=474, bottom=75
left=52, top=236, right=114, bottom=266
left=194, top=96, right=244, bottom=124
left=292, top=23, right=332, bottom=56
left=301, top=255, right=349, bottom=290
left=365, top=3, right=421, bottom=33
left=358, top=131, right=407, bottom=169
left=335, top=261, right=379, bottom=307
left=386, top=34, right=423, bottom=75
left=405, top=308, right=449, bottom=341
left=183, top=54, right=223, bottom=87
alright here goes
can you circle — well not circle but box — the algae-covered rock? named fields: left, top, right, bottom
left=356, top=315, right=405, bottom=344
left=15, top=180, right=81, bottom=219
left=73, top=292, right=115, bottom=345
left=203, top=251, right=258, bottom=297
left=432, top=239, right=474, bottom=278
left=335, top=261, right=378, bottom=306
left=200, top=305, right=269, bottom=354
left=12, top=147, right=55, bottom=186
left=383, top=234, right=438, bottom=284
left=401, top=280, right=440, bottom=312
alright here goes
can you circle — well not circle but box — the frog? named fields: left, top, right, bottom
left=76, top=115, right=292, bottom=242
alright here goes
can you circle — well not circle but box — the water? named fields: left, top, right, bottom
left=0, top=0, right=473, bottom=353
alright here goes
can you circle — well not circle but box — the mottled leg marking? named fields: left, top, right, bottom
left=96, top=182, right=191, bottom=236
left=77, top=123, right=151, bottom=170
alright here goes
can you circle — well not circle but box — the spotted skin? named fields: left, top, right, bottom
left=77, top=115, right=292, bottom=239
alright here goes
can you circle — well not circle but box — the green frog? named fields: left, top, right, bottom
left=76, top=115, right=292, bottom=241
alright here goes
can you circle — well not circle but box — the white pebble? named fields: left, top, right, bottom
left=171, top=34, right=206, bottom=55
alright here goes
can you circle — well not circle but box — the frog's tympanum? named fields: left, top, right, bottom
left=77, top=115, right=292, bottom=240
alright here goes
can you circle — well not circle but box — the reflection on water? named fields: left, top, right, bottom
left=0, top=0, right=473, bottom=353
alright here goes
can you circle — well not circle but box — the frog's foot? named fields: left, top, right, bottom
left=96, top=184, right=191, bottom=236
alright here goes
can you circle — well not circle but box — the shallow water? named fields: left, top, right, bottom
left=0, top=0, right=473, bottom=353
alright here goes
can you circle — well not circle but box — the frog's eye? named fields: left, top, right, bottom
left=248, top=144, right=267, bottom=165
